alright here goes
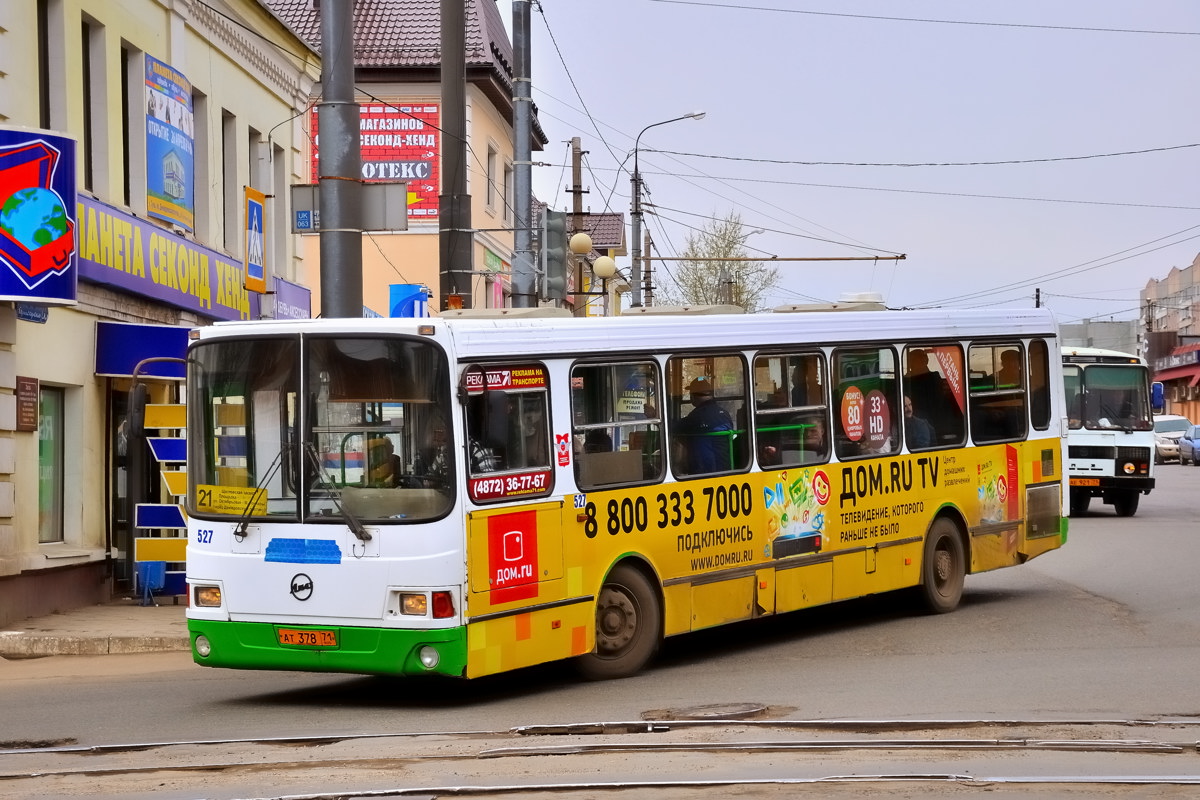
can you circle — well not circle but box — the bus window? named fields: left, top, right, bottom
left=753, top=352, right=828, bottom=468
left=667, top=354, right=749, bottom=478
left=509, top=393, right=550, bottom=469
left=189, top=336, right=298, bottom=518
left=304, top=336, right=455, bottom=521
left=571, top=361, right=663, bottom=487
left=903, top=345, right=965, bottom=450
left=969, top=344, right=1027, bottom=443
left=832, top=346, right=899, bottom=460
left=1028, top=339, right=1051, bottom=430
left=464, top=363, right=553, bottom=503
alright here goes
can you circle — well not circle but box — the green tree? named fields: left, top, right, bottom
left=656, top=212, right=780, bottom=312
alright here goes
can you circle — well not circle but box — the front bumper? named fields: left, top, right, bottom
left=188, top=619, right=468, bottom=677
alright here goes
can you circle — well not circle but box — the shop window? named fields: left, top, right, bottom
left=38, top=386, right=65, bottom=543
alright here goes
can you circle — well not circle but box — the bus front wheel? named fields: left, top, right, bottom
left=919, top=518, right=965, bottom=614
left=1112, top=492, right=1139, bottom=517
left=576, top=565, right=662, bottom=680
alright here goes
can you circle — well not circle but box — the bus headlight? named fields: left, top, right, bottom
left=195, top=635, right=212, bottom=657
left=194, top=586, right=222, bottom=607
left=418, top=646, right=440, bottom=669
left=1122, top=462, right=1136, bottom=475
left=401, top=593, right=428, bottom=615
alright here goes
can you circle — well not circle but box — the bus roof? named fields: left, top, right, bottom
left=197, top=307, right=1060, bottom=362
left=1061, top=346, right=1145, bottom=365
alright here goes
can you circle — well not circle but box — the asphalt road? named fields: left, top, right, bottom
left=1, top=465, right=1197, bottom=798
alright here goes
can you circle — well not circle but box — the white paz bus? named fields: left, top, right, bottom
left=1061, top=347, right=1155, bottom=517
left=184, top=307, right=1069, bottom=680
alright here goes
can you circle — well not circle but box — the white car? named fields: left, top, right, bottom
left=1153, top=414, right=1192, bottom=463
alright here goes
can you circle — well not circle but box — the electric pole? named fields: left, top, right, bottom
left=569, top=137, right=587, bottom=316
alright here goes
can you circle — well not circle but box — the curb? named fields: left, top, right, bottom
left=0, top=632, right=191, bottom=658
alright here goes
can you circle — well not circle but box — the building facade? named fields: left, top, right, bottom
left=1058, top=319, right=1142, bottom=358
left=0, top=0, right=318, bottom=625
left=1142, top=252, right=1200, bottom=420
left=267, top=0, right=546, bottom=314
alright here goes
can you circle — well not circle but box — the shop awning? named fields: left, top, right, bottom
left=94, top=321, right=188, bottom=379
left=1153, top=364, right=1200, bottom=387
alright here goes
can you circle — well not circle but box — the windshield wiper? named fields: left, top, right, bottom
left=304, top=443, right=371, bottom=542
left=233, top=450, right=284, bottom=541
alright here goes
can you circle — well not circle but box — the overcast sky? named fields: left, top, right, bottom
left=509, top=0, right=1200, bottom=322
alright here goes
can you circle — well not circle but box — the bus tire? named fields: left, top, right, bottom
left=1113, top=492, right=1139, bottom=517
left=1069, top=491, right=1090, bottom=517
left=576, top=564, right=662, bottom=680
left=919, top=517, right=965, bottom=614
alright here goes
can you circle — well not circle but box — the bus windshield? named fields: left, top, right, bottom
left=187, top=334, right=455, bottom=523
left=1063, top=363, right=1152, bottom=431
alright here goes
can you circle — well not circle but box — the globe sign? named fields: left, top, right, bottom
left=0, top=187, right=69, bottom=251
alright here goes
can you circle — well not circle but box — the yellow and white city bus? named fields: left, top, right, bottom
left=184, top=307, right=1068, bottom=679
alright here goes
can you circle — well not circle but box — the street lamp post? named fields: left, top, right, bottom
left=630, top=111, right=705, bottom=308
left=592, top=255, right=617, bottom=316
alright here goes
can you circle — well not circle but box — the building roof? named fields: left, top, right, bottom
left=580, top=212, right=627, bottom=256
left=533, top=204, right=628, bottom=258
left=265, top=0, right=507, bottom=70
left=262, top=0, right=545, bottom=145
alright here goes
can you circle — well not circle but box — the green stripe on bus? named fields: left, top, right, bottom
left=187, top=620, right=468, bottom=678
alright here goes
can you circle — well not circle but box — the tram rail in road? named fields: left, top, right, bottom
left=4, top=717, right=1200, bottom=799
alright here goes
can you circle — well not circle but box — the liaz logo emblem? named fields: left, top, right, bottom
left=290, top=573, right=314, bottom=601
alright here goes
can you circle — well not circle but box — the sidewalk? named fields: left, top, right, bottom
left=0, top=597, right=190, bottom=659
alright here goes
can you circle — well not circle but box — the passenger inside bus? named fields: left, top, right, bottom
left=466, top=392, right=506, bottom=472
left=997, top=349, right=1023, bottom=389
left=677, top=377, right=734, bottom=474
left=366, top=436, right=403, bottom=487
left=904, top=347, right=963, bottom=445
left=512, top=400, right=550, bottom=467
left=408, top=417, right=450, bottom=484
left=904, top=394, right=936, bottom=450
left=583, top=428, right=613, bottom=453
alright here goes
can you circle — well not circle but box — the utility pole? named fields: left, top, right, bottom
left=511, top=0, right=535, bottom=307
left=1035, top=288, right=1041, bottom=307
left=643, top=232, right=654, bottom=307
left=439, top=0, right=472, bottom=309
left=317, top=0, right=363, bottom=318
left=569, top=137, right=587, bottom=316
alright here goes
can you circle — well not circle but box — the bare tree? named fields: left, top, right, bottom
left=656, top=212, right=780, bottom=311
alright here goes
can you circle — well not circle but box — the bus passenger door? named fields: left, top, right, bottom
left=464, top=502, right=590, bottom=677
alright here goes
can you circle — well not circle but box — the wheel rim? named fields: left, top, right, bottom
left=595, top=585, right=638, bottom=656
left=932, top=539, right=954, bottom=596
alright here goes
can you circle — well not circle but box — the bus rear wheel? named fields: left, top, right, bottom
left=919, top=518, right=965, bottom=614
left=576, top=564, right=661, bottom=680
